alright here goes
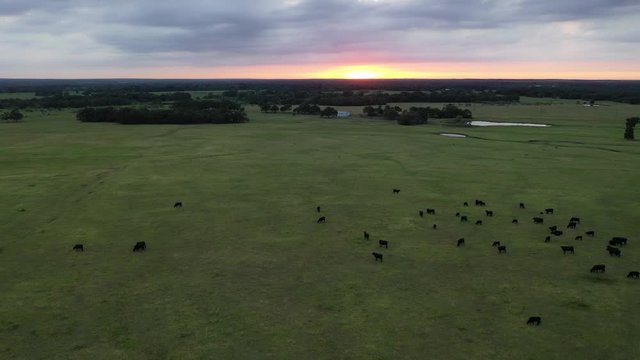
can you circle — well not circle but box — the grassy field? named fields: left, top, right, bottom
left=1, top=101, right=639, bottom=360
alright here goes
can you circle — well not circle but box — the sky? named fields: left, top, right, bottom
left=0, top=0, right=639, bottom=79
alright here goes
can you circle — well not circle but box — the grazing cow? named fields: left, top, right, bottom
left=457, top=238, right=465, bottom=247
left=549, top=225, right=558, bottom=232
left=461, top=216, right=468, bottom=222
left=463, top=202, right=469, bottom=207
left=498, top=245, right=507, bottom=254
left=570, top=217, right=581, bottom=224
left=567, top=222, right=577, bottom=229
left=475, top=220, right=483, bottom=225
left=561, top=245, right=575, bottom=254
left=607, top=246, right=621, bottom=257
left=512, top=219, right=519, bottom=224
left=72, top=244, right=84, bottom=252
left=552, top=230, right=563, bottom=236
left=519, top=203, right=526, bottom=209
left=379, top=240, right=389, bottom=248
left=317, top=206, right=321, bottom=213
left=174, top=202, right=182, bottom=208
left=609, top=239, right=622, bottom=246
left=590, top=264, right=606, bottom=273
left=527, top=316, right=541, bottom=326
left=611, top=237, right=628, bottom=246
left=419, top=210, right=424, bottom=218
left=133, top=241, right=146, bottom=252
left=586, top=231, right=595, bottom=237
left=364, top=231, right=370, bottom=240
left=492, top=241, right=500, bottom=247
left=455, top=212, right=460, bottom=217
left=432, top=224, right=437, bottom=230
left=627, top=271, right=639, bottom=279
left=372, top=252, right=383, bottom=262
left=545, top=208, right=554, bottom=214
left=485, top=210, right=494, bottom=217
left=533, top=217, right=544, bottom=224
left=475, top=200, right=486, bottom=206
left=317, top=216, right=326, bottom=223
left=427, top=208, right=436, bottom=215
left=575, top=236, right=583, bottom=241
left=545, top=236, right=551, bottom=243
left=393, top=189, right=400, bottom=194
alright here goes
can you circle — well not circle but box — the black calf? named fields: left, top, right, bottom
left=372, top=252, right=383, bottom=262
left=545, top=208, right=554, bottom=214
left=549, top=225, right=558, bottom=232
left=317, top=216, right=326, bottom=223
left=552, top=230, right=563, bottom=236
left=498, top=245, right=507, bottom=254
left=485, top=210, right=494, bottom=217
left=544, top=236, right=551, bottom=243
left=363, top=231, right=370, bottom=240
left=586, top=231, right=595, bottom=237
left=627, top=271, right=639, bottom=279
left=560, top=245, right=574, bottom=254
left=427, top=208, right=436, bottom=215
left=392, top=189, right=400, bottom=194
left=519, top=202, right=526, bottom=209
left=607, top=246, right=621, bottom=257
left=379, top=240, right=388, bottom=248
left=475, top=200, right=486, bottom=206
left=575, top=236, right=583, bottom=241
left=432, top=224, right=437, bottom=230
left=533, top=217, right=544, bottom=224
left=527, top=316, right=541, bottom=326
left=475, top=220, right=483, bottom=225
left=419, top=210, right=424, bottom=217
left=590, top=264, right=605, bottom=273
left=457, top=238, right=465, bottom=247
left=174, top=202, right=182, bottom=208
left=133, top=241, right=146, bottom=252
left=463, top=202, right=469, bottom=207
left=73, top=244, right=84, bottom=252
left=570, top=217, right=581, bottom=223
left=492, top=241, right=500, bottom=247
left=512, top=219, right=518, bottom=224
left=567, top=222, right=577, bottom=229
left=611, top=237, right=628, bottom=246
left=455, top=212, right=460, bottom=217
left=461, top=216, right=468, bottom=222
left=317, top=206, right=321, bottom=213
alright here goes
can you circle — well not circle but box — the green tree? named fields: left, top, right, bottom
left=1, top=109, right=24, bottom=122
left=624, top=117, right=639, bottom=140
left=320, top=107, right=338, bottom=118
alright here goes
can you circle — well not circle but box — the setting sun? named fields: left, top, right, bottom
left=343, top=68, right=383, bottom=79
left=311, top=65, right=430, bottom=79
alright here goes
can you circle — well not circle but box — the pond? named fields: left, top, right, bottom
left=440, top=133, right=467, bottom=138
left=469, top=121, right=551, bottom=127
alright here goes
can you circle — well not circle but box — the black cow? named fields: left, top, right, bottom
left=512, top=219, right=519, bottom=224
left=570, top=217, right=581, bottom=223
left=457, top=238, right=465, bottom=247
left=485, top=210, right=494, bottom=217
left=174, top=202, right=182, bottom=208
left=544, top=236, right=551, bottom=243
left=317, top=206, right=321, bottom=213
left=590, top=264, right=605, bottom=273
left=419, top=210, right=424, bottom=218
left=586, top=231, right=595, bottom=237
left=317, top=216, right=326, bottom=223
left=545, top=208, right=554, bottom=214
left=427, top=208, right=436, bottom=215
left=379, top=240, right=388, bottom=248
left=475, top=200, right=486, bottom=206
left=73, top=244, right=84, bottom=252
left=372, top=252, right=383, bottom=262
left=627, top=271, right=639, bottom=279
left=609, top=239, right=623, bottom=246
left=607, top=246, right=621, bottom=257
left=611, top=237, right=628, bottom=246
left=527, top=316, right=541, bottom=326
left=549, top=225, right=558, bottom=232
left=455, top=212, right=460, bottom=217
left=561, top=246, right=574, bottom=254
left=364, top=231, right=370, bottom=240
left=575, top=236, right=583, bottom=241
left=461, top=216, right=468, bottom=222
left=567, top=222, right=577, bottom=229
left=519, top=203, right=526, bottom=209
left=498, top=245, right=507, bottom=254
left=533, top=217, right=544, bottom=224
left=492, top=241, right=500, bottom=247
left=432, top=224, right=437, bottom=230
left=552, top=230, right=563, bottom=236
left=475, top=220, right=483, bottom=225
left=463, top=202, right=469, bottom=207
left=133, top=241, right=146, bottom=252
left=393, top=189, right=400, bottom=194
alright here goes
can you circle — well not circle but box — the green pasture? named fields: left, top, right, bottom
left=0, top=101, right=639, bottom=359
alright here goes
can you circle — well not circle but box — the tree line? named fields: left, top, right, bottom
left=0, top=91, right=192, bottom=109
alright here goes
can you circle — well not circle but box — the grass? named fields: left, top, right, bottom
left=0, top=92, right=40, bottom=100
left=1, top=101, right=639, bottom=360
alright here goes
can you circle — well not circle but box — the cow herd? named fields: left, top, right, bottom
left=313, top=188, right=637, bottom=326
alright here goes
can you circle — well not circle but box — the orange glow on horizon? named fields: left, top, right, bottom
left=311, top=65, right=432, bottom=79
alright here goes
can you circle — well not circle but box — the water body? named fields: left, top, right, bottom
left=469, top=121, right=551, bottom=127
left=440, top=133, right=467, bottom=138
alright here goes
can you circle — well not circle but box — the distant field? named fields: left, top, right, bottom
left=1, top=100, right=639, bottom=360
left=0, top=92, right=40, bottom=100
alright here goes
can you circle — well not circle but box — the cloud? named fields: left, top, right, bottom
left=0, top=0, right=639, bottom=77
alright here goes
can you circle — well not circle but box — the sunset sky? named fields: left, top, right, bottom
left=1, top=0, right=639, bottom=79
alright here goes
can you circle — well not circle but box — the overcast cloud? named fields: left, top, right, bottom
left=0, top=0, right=639, bottom=77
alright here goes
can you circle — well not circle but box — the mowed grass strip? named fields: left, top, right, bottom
left=0, top=102, right=639, bottom=360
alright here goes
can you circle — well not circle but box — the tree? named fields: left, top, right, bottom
left=270, top=104, right=280, bottom=113
left=1, top=109, right=24, bottom=122
left=320, top=107, right=338, bottom=118
left=383, top=106, right=399, bottom=120
left=280, top=104, right=292, bottom=112
left=624, top=117, right=639, bottom=140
